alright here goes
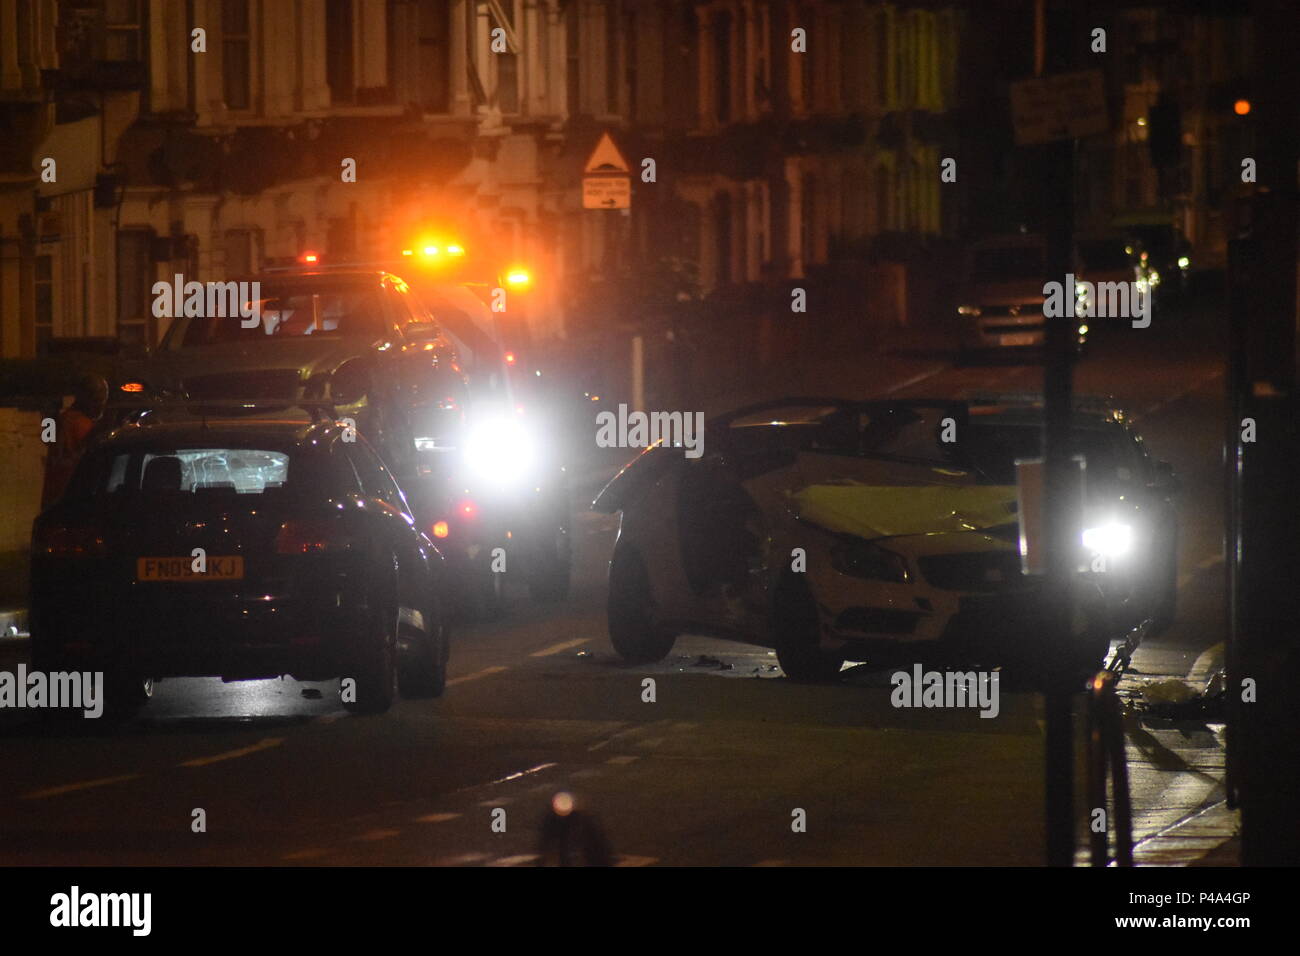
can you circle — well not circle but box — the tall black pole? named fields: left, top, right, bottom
left=1042, top=134, right=1077, bottom=867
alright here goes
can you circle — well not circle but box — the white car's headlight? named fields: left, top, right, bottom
left=463, top=417, right=536, bottom=483
left=1082, top=522, right=1134, bottom=558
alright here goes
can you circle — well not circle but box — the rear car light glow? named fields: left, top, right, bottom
left=36, top=525, right=107, bottom=556
left=275, top=519, right=354, bottom=554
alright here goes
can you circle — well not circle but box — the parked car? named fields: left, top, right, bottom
left=955, top=234, right=1089, bottom=357
left=116, top=269, right=465, bottom=480
left=403, top=280, right=572, bottom=618
left=593, top=396, right=1177, bottom=684
left=30, top=406, right=451, bottom=715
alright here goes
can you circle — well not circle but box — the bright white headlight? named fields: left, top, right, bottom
left=463, top=417, right=536, bottom=483
left=1082, top=522, right=1134, bottom=558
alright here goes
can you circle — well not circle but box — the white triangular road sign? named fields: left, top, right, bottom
left=584, top=132, right=630, bottom=174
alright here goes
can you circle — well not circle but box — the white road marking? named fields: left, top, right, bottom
left=486, top=854, right=539, bottom=867
left=179, top=737, right=284, bottom=768
left=529, top=638, right=589, bottom=658
left=354, top=828, right=401, bottom=841
left=883, top=364, right=949, bottom=396
left=615, top=854, right=658, bottom=867
left=414, top=812, right=461, bottom=824
left=447, top=665, right=508, bottom=687
left=22, top=773, right=142, bottom=800
left=605, top=755, right=639, bottom=765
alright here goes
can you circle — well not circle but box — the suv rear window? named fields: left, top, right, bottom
left=86, top=447, right=291, bottom=496
left=162, top=287, right=388, bottom=347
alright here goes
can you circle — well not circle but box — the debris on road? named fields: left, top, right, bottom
left=1136, top=677, right=1226, bottom=720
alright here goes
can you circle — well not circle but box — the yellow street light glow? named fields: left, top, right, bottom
left=423, top=245, right=439, bottom=256
left=402, top=249, right=413, bottom=256
left=506, top=269, right=531, bottom=287
left=447, top=244, right=465, bottom=256
left=1234, top=99, right=1251, bottom=116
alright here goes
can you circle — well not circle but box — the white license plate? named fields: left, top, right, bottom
left=1000, top=333, right=1039, bottom=347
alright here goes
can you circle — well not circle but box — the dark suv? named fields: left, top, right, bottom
left=122, top=270, right=466, bottom=478
left=30, top=409, right=450, bottom=715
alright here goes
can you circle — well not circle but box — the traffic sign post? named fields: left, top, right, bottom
left=583, top=176, right=630, bottom=210
left=1010, top=70, right=1107, bottom=147
left=583, top=132, right=631, bottom=210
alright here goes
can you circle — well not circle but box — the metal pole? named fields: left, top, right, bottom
left=631, top=334, right=644, bottom=414
left=1042, top=134, right=1078, bottom=867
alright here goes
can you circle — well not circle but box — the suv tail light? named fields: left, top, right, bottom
left=35, top=524, right=107, bottom=556
left=275, top=519, right=355, bottom=554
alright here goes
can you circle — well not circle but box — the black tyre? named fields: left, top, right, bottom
left=343, top=601, right=399, bottom=714
left=772, top=578, right=842, bottom=682
left=607, top=545, right=675, bottom=663
left=103, top=670, right=154, bottom=717
left=400, top=603, right=449, bottom=699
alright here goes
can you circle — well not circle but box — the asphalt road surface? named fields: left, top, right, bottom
left=0, top=308, right=1232, bottom=866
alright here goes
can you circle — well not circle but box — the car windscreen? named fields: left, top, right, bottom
left=162, top=287, right=388, bottom=348
left=726, top=406, right=860, bottom=456
left=969, top=245, right=1045, bottom=282
left=74, top=446, right=293, bottom=497
left=963, top=423, right=1140, bottom=487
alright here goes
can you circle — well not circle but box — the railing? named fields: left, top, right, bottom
left=1085, top=668, right=1133, bottom=866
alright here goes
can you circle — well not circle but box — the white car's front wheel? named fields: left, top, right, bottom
left=608, top=544, right=676, bottom=663
left=773, top=578, right=842, bottom=683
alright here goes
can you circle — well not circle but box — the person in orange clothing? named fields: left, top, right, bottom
left=41, top=374, right=109, bottom=509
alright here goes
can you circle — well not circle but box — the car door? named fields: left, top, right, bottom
left=673, top=435, right=767, bottom=633
left=343, top=437, right=429, bottom=629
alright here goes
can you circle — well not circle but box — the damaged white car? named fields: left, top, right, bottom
left=593, top=397, right=1175, bottom=683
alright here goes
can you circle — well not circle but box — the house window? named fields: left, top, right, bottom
left=713, top=10, right=731, bottom=124
left=225, top=229, right=259, bottom=275
left=566, top=3, right=580, bottom=116
left=714, top=192, right=733, bottom=285
left=117, top=231, right=154, bottom=348
left=104, top=0, right=143, bottom=62
left=35, top=255, right=54, bottom=356
left=624, top=9, right=637, bottom=120
left=223, top=0, right=252, bottom=110
left=407, top=0, right=450, bottom=112
left=605, top=0, right=620, bottom=115
left=493, top=0, right=520, bottom=113
left=327, top=0, right=354, bottom=104
left=800, top=174, right=816, bottom=265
